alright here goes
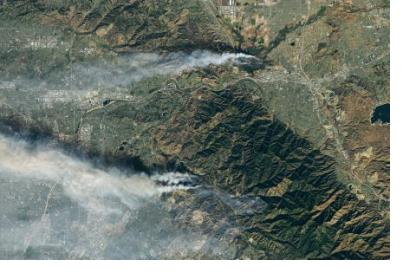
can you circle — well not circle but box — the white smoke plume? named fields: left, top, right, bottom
left=0, top=133, right=193, bottom=210
left=0, top=131, right=268, bottom=259
left=3, top=50, right=254, bottom=92
left=0, top=50, right=259, bottom=259
left=0, top=133, right=224, bottom=259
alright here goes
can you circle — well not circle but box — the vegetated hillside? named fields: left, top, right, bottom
left=2, top=0, right=239, bottom=52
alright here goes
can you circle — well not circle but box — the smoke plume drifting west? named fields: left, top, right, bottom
left=0, top=133, right=232, bottom=259
left=1, top=50, right=254, bottom=92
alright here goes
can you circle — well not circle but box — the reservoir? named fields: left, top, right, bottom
left=371, top=103, right=390, bottom=124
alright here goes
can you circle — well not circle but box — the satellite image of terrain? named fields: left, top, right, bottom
left=0, top=0, right=389, bottom=260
